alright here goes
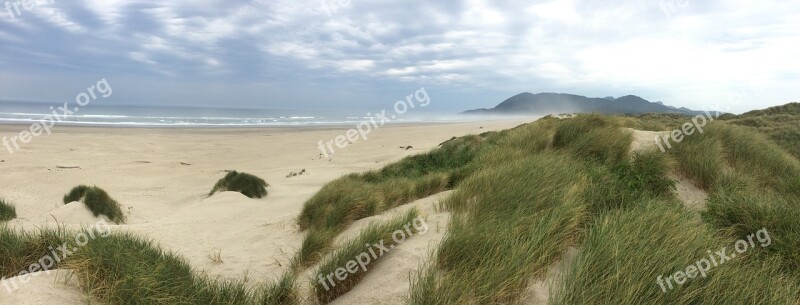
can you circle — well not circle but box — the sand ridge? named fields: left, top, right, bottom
left=0, top=120, right=526, bottom=304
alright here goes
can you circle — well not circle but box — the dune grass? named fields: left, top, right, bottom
left=294, top=135, right=488, bottom=268
left=583, top=149, right=676, bottom=215
left=0, top=198, right=16, bottom=222
left=259, top=272, right=300, bottom=305
left=707, top=123, right=800, bottom=195
left=699, top=164, right=800, bottom=275
left=209, top=171, right=269, bottom=199
left=614, top=150, right=676, bottom=199
left=552, top=114, right=634, bottom=165
left=551, top=200, right=800, bottom=305
left=666, top=120, right=800, bottom=276
left=292, top=228, right=338, bottom=269
left=1, top=225, right=297, bottom=305
left=66, top=232, right=298, bottom=305
left=299, top=135, right=487, bottom=232
left=612, top=113, right=691, bottom=131
left=408, top=126, right=675, bottom=304
left=63, top=185, right=126, bottom=224
left=313, top=209, right=420, bottom=304
left=5, top=112, right=796, bottom=304
left=725, top=102, right=800, bottom=158
left=408, top=153, right=589, bottom=304
left=543, top=116, right=800, bottom=304
left=669, top=122, right=800, bottom=194
left=0, top=226, right=66, bottom=278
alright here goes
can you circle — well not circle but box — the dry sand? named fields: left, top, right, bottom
left=0, top=120, right=526, bottom=304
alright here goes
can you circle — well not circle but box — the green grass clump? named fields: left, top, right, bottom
left=2, top=226, right=297, bottom=305
left=552, top=114, right=613, bottom=148
left=298, top=136, right=486, bottom=230
left=668, top=122, right=800, bottom=194
left=294, top=136, right=486, bottom=268
left=364, top=135, right=488, bottom=185
left=551, top=201, right=800, bottom=305
left=292, top=228, right=338, bottom=269
left=568, top=127, right=633, bottom=164
left=409, top=153, right=588, bottom=304
left=552, top=114, right=633, bottom=165
left=313, top=209, right=420, bottom=304
left=63, top=185, right=126, bottom=224
left=0, top=226, right=66, bottom=278
left=0, top=198, right=16, bottom=222
left=668, top=126, right=725, bottom=190
left=67, top=232, right=296, bottom=305
left=708, top=123, right=800, bottom=195
left=724, top=103, right=800, bottom=158
left=63, top=185, right=91, bottom=203
left=583, top=150, right=676, bottom=215
left=209, top=171, right=269, bottom=199
left=257, top=273, right=299, bottom=304
left=703, top=178, right=800, bottom=273
left=613, top=149, right=676, bottom=199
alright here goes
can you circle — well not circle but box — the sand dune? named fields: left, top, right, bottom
left=0, top=121, right=525, bottom=304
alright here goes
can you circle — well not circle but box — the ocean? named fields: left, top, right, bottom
left=0, top=101, right=464, bottom=128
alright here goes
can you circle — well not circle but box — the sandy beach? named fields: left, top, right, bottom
left=0, top=120, right=527, bottom=304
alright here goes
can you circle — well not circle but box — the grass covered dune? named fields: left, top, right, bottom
left=2, top=114, right=799, bottom=304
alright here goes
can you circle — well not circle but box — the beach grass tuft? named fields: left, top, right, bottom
left=0, top=198, right=16, bottom=222
left=313, top=209, right=419, bottom=304
left=209, top=171, right=269, bottom=199
left=63, top=185, right=126, bottom=224
left=0, top=226, right=67, bottom=278
left=551, top=200, right=800, bottom=304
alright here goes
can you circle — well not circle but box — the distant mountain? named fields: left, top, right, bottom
left=462, top=92, right=707, bottom=116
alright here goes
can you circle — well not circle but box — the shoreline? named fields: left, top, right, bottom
left=0, top=119, right=515, bottom=133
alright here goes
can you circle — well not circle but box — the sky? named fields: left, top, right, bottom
left=0, top=0, right=798, bottom=114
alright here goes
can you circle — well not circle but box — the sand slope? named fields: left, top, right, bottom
left=0, top=121, right=525, bottom=304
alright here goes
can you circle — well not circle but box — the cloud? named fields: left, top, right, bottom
left=0, top=0, right=798, bottom=112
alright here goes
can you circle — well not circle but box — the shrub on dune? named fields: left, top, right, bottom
left=63, top=185, right=126, bottom=224
left=0, top=198, right=16, bottom=222
left=209, top=171, right=269, bottom=199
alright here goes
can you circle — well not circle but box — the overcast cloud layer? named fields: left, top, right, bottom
left=0, top=0, right=798, bottom=113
